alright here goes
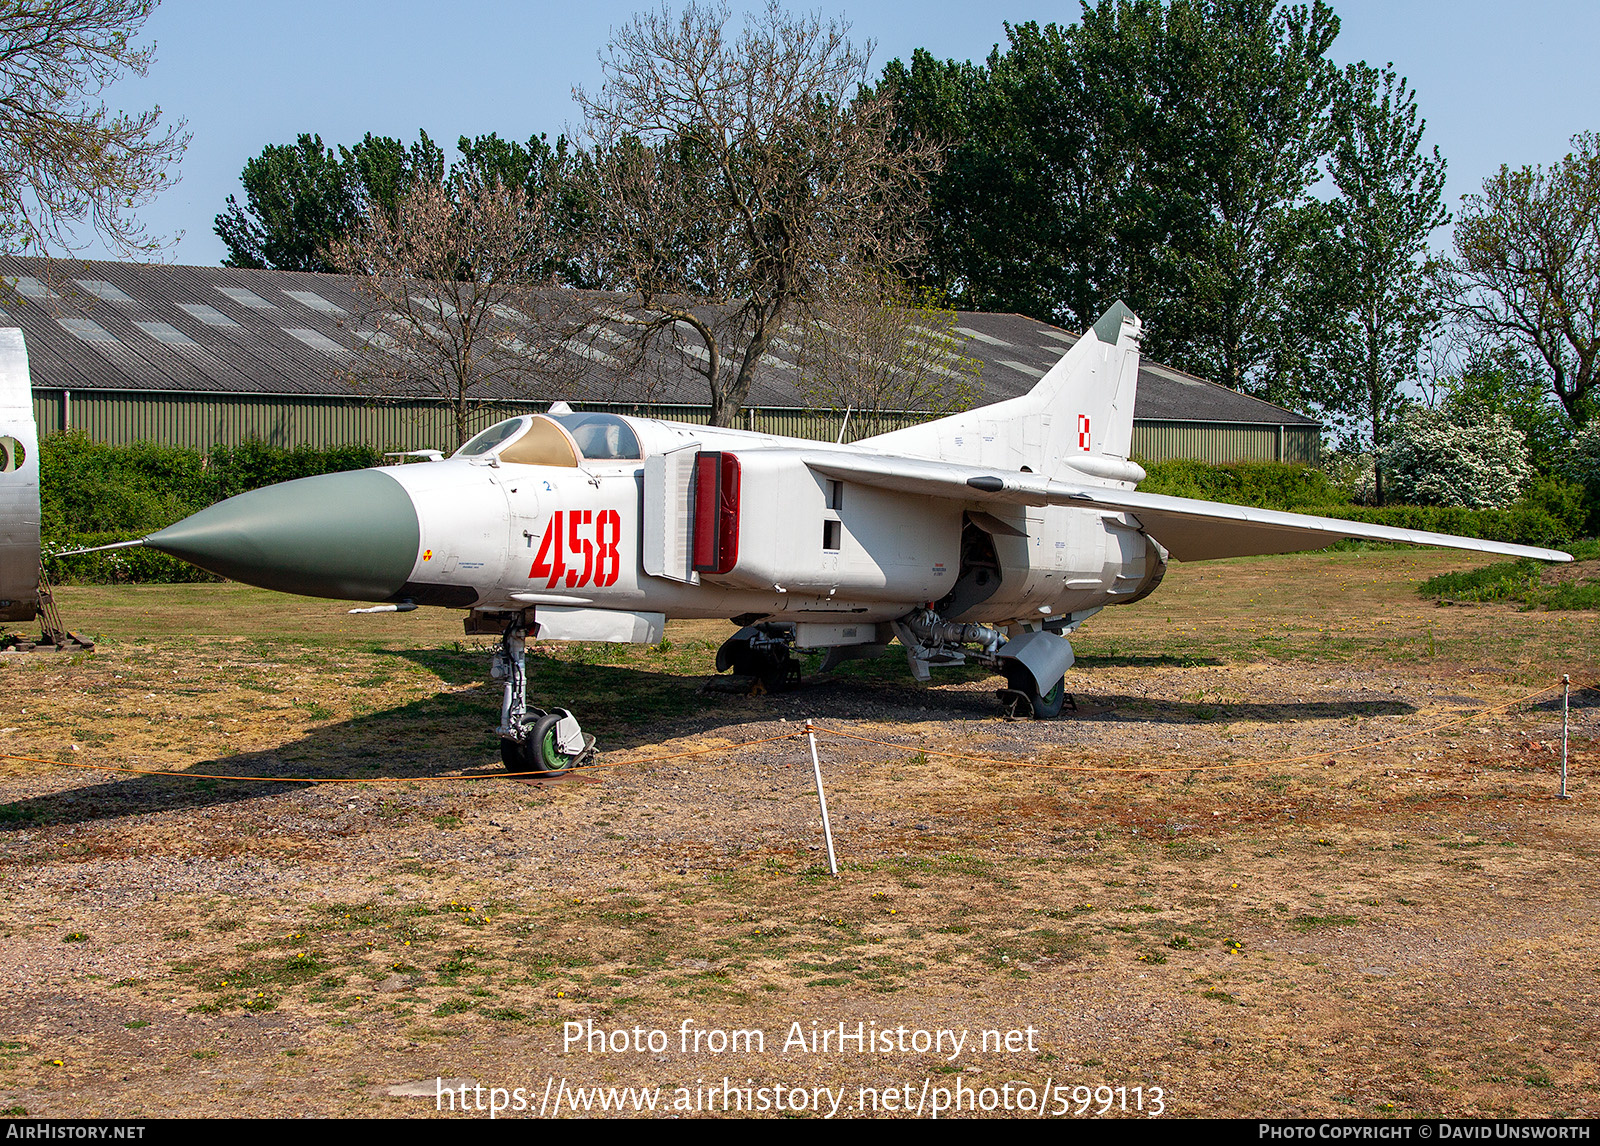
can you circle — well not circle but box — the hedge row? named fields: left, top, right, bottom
left=41, top=435, right=385, bottom=584
left=1136, top=458, right=1350, bottom=510
left=1138, top=460, right=1589, bottom=547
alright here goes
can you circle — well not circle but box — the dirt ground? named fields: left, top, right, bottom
left=1, top=548, right=1596, bottom=1119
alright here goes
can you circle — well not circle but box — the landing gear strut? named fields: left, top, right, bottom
left=715, top=622, right=801, bottom=693
left=893, top=607, right=1077, bottom=720
left=490, top=612, right=594, bottom=774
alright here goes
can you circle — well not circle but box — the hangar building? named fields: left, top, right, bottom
left=1, top=256, right=1320, bottom=463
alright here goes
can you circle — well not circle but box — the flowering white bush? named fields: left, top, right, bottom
left=1380, top=405, right=1531, bottom=508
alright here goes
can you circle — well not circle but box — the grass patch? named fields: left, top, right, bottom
left=1290, top=913, right=1359, bottom=931
left=1418, top=540, right=1600, bottom=610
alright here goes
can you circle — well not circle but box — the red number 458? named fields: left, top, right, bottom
left=530, top=509, right=622, bottom=589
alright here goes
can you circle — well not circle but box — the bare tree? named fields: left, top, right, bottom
left=0, top=0, right=188, bottom=256
left=1436, top=131, right=1600, bottom=427
left=575, top=1, right=937, bottom=427
left=793, top=277, right=980, bottom=439
left=327, top=175, right=589, bottom=448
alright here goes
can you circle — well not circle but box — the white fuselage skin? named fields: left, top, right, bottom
left=380, top=415, right=1162, bottom=650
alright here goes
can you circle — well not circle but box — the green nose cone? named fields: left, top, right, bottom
left=147, top=469, right=420, bottom=602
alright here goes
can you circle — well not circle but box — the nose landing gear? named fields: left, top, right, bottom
left=489, top=611, right=596, bottom=774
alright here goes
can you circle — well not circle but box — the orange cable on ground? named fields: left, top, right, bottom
left=1, top=680, right=1583, bottom=785
left=0, top=731, right=804, bottom=784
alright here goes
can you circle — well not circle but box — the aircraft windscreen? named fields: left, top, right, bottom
left=455, top=418, right=526, bottom=457
left=551, top=413, right=642, bottom=460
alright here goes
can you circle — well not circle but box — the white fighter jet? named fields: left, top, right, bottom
left=19, top=305, right=1571, bottom=771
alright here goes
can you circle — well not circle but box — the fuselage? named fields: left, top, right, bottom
left=376, top=412, right=1165, bottom=642
left=142, top=410, right=1166, bottom=651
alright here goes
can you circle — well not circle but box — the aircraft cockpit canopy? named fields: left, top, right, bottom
left=549, top=412, right=642, bottom=461
left=452, top=413, right=642, bottom=467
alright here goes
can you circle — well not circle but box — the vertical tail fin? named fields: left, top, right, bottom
left=859, top=302, right=1144, bottom=484
left=1028, top=301, right=1141, bottom=472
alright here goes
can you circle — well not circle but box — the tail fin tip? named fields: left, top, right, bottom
left=1091, top=300, right=1138, bottom=345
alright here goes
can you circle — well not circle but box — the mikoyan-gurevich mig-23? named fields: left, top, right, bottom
left=8, top=305, right=1572, bottom=773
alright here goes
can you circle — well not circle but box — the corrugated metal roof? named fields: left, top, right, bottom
left=0, top=256, right=1319, bottom=427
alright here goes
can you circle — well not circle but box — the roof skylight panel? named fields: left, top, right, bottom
left=9, top=276, right=56, bottom=300
left=954, top=326, right=1013, bottom=348
left=561, top=339, right=624, bottom=370
left=283, top=327, right=351, bottom=356
left=216, top=286, right=277, bottom=309
left=58, top=318, right=116, bottom=343
left=75, top=279, right=136, bottom=303
left=283, top=290, right=346, bottom=314
left=135, top=321, right=200, bottom=347
left=177, top=303, right=241, bottom=328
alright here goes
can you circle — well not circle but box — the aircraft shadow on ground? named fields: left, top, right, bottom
left=1081, top=694, right=1417, bottom=725
left=2, top=659, right=721, bottom=832
left=5, top=649, right=1421, bottom=832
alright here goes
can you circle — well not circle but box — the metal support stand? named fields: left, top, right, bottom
left=1560, top=675, right=1570, bottom=800
left=1, top=564, right=94, bottom=653
left=805, top=721, right=838, bottom=877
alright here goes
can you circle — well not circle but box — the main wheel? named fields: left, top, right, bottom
left=1004, top=667, right=1066, bottom=719
left=1031, top=676, right=1067, bottom=719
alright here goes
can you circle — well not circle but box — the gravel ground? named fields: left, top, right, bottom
left=3, top=650, right=1597, bottom=1119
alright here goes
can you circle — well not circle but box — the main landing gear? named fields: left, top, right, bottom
left=998, top=666, right=1069, bottom=720
left=489, top=611, right=595, bottom=774
left=714, top=622, right=801, bottom=694
left=894, top=607, right=1077, bottom=720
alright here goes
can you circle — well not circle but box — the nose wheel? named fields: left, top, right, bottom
left=491, top=612, right=596, bottom=774
left=500, top=710, right=594, bottom=775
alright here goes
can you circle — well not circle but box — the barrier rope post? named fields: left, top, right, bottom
left=1561, top=675, right=1571, bottom=800
left=805, top=720, right=838, bottom=877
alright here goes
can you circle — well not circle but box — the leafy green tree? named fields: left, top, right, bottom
left=343, top=131, right=445, bottom=220
left=1134, top=0, right=1342, bottom=399
left=214, top=131, right=446, bottom=271
left=1437, top=131, right=1600, bottom=427
left=454, top=132, right=594, bottom=286
left=1311, top=62, right=1448, bottom=503
left=883, top=1, right=1346, bottom=403
left=213, top=134, right=357, bottom=271
left=880, top=15, right=1159, bottom=333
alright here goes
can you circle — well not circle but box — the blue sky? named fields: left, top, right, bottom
left=76, top=0, right=1600, bottom=266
